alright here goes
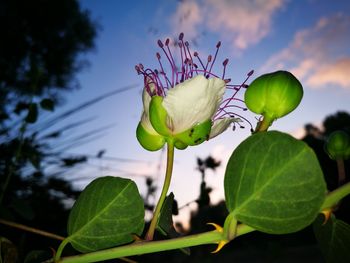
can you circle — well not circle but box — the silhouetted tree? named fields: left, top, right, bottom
left=0, top=0, right=97, bottom=116
left=196, top=156, right=221, bottom=207
left=0, top=1, right=97, bottom=261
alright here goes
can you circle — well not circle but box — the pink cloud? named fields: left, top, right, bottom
left=306, top=58, right=350, bottom=89
left=261, top=13, right=350, bottom=90
left=206, top=0, right=284, bottom=50
left=171, top=0, right=285, bottom=51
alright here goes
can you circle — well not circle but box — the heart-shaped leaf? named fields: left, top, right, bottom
left=224, top=131, right=326, bottom=234
left=313, top=214, right=350, bottom=263
left=67, top=176, right=144, bottom=252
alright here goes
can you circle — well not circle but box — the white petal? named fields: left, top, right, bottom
left=142, top=77, right=156, bottom=113
left=141, top=111, right=159, bottom=135
left=209, top=118, right=241, bottom=139
left=140, top=78, right=159, bottom=135
left=163, top=75, right=226, bottom=134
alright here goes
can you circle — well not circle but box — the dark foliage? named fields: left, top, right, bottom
left=0, top=0, right=98, bottom=261
left=0, top=0, right=97, bottom=115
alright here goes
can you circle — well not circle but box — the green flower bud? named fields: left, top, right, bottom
left=325, top=130, right=350, bottom=160
left=245, top=71, right=303, bottom=122
left=136, top=122, right=165, bottom=151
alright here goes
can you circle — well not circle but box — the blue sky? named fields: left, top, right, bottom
left=54, top=0, right=350, bottom=226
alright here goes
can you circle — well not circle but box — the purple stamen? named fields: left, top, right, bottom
left=222, top=59, right=229, bottom=79
left=208, top=42, right=221, bottom=75
left=194, top=51, right=206, bottom=70
left=214, top=69, right=253, bottom=119
left=165, top=39, right=176, bottom=85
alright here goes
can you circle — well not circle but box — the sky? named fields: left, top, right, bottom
left=52, top=0, right=350, bottom=227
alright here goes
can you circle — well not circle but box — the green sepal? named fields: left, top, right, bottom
left=245, top=71, right=303, bottom=120
left=174, top=120, right=212, bottom=146
left=174, top=140, right=188, bottom=150
left=136, top=122, right=165, bottom=151
left=149, top=96, right=171, bottom=136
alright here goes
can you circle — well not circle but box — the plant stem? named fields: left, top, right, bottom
left=336, top=159, right=346, bottom=186
left=55, top=238, right=70, bottom=262
left=254, top=115, right=273, bottom=133
left=145, top=140, right=175, bottom=240
left=223, top=212, right=237, bottom=240
left=58, top=224, right=255, bottom=263
left=321, top=181, right=350, bottom=210
left=0, top=218, right=65, bottom=241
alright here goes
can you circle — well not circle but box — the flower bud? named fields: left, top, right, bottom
left=325, top=130, right=350, bottom=160
left=245, top=71, right=303, bottom=122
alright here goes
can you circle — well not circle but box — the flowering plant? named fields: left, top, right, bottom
left=51, top=34, right=350, bottom=263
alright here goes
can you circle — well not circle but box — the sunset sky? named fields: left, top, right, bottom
left=53, top=0, right=350, bottom=226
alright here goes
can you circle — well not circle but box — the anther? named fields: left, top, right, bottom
left=165, top=38, right=170, bottom=46
left=157, top=40, right=163, bottom=48
left=179, top=32, right=184, bottom=40
left=223, top=59, right=229, bottom=66
left=216, top=41, right=221, bottom=48
left=208, top=55, right=212, bottom=62
left=194, top=51, right=198, bottom=57
left=248, top=70, right=254, bottom=76
left=156, top=52, right=161, bottom=59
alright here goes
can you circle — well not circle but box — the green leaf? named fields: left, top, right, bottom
left=25, top=103, right=38, bottom=123
left=0, top=237, right=18, bottom=263
left=224, top=131, right=326, bottom=234
left=40, top=98, right=55, bottom=111
left=313, top=214, right=350, bottom=263
left=157, top=193, right=175, bottom=236
left=156, top=193, right=190, bottom=255
left=67, top=176, right=144, bottom=253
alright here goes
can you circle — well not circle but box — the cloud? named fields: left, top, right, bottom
left=171, top=0, right=203, bottom=40
left=171, top=0, right=285, bottom=51
left=261, top=13, right=350, bottom=90
left=306, top=58, right=350, bottom=88
left=206, top=0, right=284, bottom=50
